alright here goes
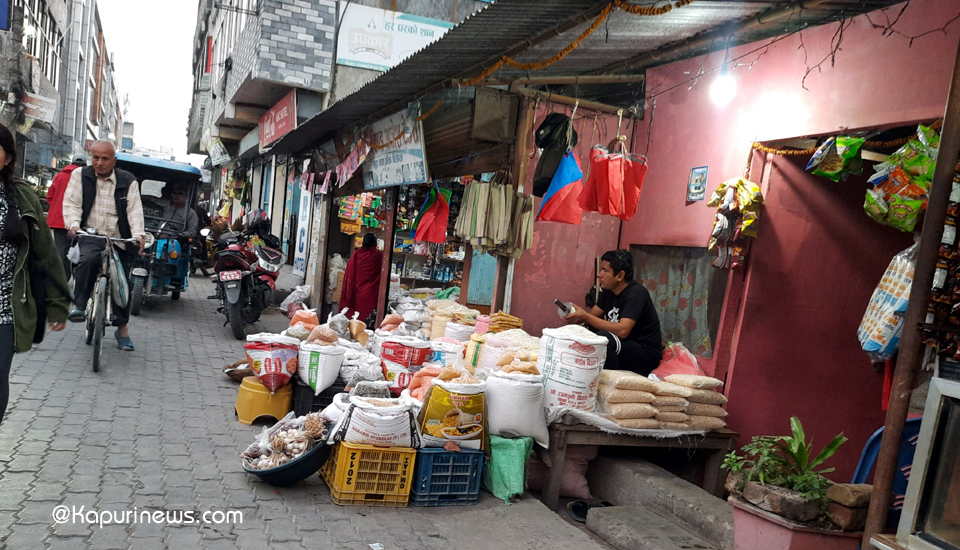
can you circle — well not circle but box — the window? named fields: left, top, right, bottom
left=17, top=0, right=63, bottom=89
left=631, top=245, right=729, bottom=357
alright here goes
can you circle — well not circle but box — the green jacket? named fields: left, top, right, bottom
left=10, top=180, right=69, bottom=352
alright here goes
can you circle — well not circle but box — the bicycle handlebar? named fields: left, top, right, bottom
left=75, top=230, right=142, bottom=244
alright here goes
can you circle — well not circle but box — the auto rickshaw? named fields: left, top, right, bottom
left=115, top=153, right=203, bottom=315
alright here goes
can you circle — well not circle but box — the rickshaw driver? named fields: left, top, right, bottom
left=157, top=183, right=198, bottom=240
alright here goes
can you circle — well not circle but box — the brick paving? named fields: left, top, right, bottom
left=1, top=276, right=607, bottom=549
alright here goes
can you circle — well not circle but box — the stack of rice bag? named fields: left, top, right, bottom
left=598, top=370, right=727, bottom=431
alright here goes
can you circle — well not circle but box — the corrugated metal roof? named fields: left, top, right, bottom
left=270, top=0, right=903, bottom=156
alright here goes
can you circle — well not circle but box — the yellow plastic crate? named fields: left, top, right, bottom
left=320, top=441, right=417, bottom=506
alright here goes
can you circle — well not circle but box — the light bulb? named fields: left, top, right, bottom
left=710, top=67, right=737, bottom=107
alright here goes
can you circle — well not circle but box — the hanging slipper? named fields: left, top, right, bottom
left=565, top=500, right=614, bottom=523
left=115, top=331, right=135, bottom=351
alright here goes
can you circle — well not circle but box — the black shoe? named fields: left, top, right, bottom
left=67, top=309, right=85, bottom=323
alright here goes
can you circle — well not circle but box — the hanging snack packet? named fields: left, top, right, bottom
left=918, top=124, right=941, bottom=159
left=889, top=140, right=936, bottom=188
left=886, top=195, right=925, bottom=232
left=809, top=136, right=865, bottom=182
left=864, top=188, right=889, bottom=223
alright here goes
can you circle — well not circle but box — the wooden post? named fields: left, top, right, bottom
left=862, top=36, right=960, bottom=546
left=376, top=187, right=398, bottom=328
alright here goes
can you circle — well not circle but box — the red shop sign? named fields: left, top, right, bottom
left=259, top=90, right=297, bottom=148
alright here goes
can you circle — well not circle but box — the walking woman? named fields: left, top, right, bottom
left=0, top=123, right=68, bottom=425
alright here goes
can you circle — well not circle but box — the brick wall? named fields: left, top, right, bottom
left=257, top=0, right=335, bottom=92
left=225, top=15, right=261, bottom=103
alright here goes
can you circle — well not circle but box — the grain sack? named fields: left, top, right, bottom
left=613, top=418, right=661, bottom=429
left=688, top=416, right=727, bottom=430
left=380, top=336, right=431, bottom=368
left=418, top=379, right=487, bottom=450
left=655, top=412, right=690, bottom=423
left=485, top=370, right=549, bottom=447
left=598, top=383, right=655, bottom=404
left=656, top=405, right=687, bottom=413
left=604, top=403, right=658, bottom=419
left=686, top=403, right=728, bottom=417
left=650, top=380, right=694, bottom=398
left=464, top=334, right=484, bottom=371
left=599, top=369, right=658, bottom=393
left=538, top=327, right=607, bottom=410
left=665, top=374, right=724, bottom=390
left=478, top=334, right=520, bottom=375
left=661, top=422, right=690, bottom=430
left=244, top=333, right=300, bottom=393
left=444, top=322, right=475, bottom=343
left=431, top=315, right=452, bottom=340
left=688, top=389, right=729, bottom=405
left=427, top=341, right=463, bottom=366
left=298, top=341, right=345, bottom=395
left=328, top=395, right=421, bottom=447
left=651, top=395, right=688, bottom=407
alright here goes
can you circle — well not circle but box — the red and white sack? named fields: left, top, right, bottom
left=379, top=336, right=431, bottom=368
left=298, top=341, right=345, bottom=396
left=537, top=327, right=607, bottom=411
left=244, top=333, right=300, bottom=393
left=382, top=359, right=414, bottom=397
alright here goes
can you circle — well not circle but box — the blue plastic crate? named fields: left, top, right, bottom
left=410, top=448, right=484, bottom=507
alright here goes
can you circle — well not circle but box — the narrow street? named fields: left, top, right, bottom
left=0, top=277, right=606, bottom=550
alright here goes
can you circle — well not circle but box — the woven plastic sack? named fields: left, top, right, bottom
left=538, top=327, right=607, bottom=410
left=482, top=435, right=534, bottom=503
left=486, top=370, right=548, bottom=447
left=244, top=333, right=299, bottom=393
left=298, top=341, right=345, bottom=396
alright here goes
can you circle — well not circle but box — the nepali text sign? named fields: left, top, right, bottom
left=362, top=105, right=428, bottom=190
left=336, top=2, right=453, bottom=72
left=22, top=92, right=58, bottom=124
left=259, top=90, right=297, bottom=149
left=292, top=191, right=312, bottom=278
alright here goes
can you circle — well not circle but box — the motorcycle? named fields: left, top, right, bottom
left=210, top=211, right=283, bottom=339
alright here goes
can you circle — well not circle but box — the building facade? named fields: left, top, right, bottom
left=0, top=0, right=123, bottom=188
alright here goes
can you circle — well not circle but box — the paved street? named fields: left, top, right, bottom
left=0, top=276, right=608, bottom=550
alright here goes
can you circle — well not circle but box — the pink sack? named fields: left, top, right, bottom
left=649, top=343, right=705, bottom=380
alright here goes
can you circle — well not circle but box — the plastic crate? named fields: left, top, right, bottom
left=320, top=441, right=416, bottom=506
left=292, top=376, right=346, bottom=417
left=410, top=448, right=484, bottom=506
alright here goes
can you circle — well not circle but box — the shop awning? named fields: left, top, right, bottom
left=270, top=0, right=903, bottom=157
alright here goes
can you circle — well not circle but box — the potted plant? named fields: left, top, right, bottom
left=723, top=417, right=863, bottom=550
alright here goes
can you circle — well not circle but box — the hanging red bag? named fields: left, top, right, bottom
left=579, top=139, right=648, bottom=221
left=413, top=186, right=452, bottom=244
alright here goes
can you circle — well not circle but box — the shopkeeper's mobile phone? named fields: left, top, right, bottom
left=555, top=299, right=571, bottom=315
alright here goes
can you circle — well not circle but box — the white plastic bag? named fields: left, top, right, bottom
left=281, top=285, right=311, bottom=309
left=486, top=370, right=549, bottom=447
left=538, top=327, right=607, bottom=411
left=858, top=243, right=917, bottom=363
left=298, top=341, right=345, bottom=396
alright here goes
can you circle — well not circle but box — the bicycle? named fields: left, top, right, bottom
left=76, top=230, right=140, bottom=372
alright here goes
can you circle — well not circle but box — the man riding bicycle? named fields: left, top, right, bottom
left=62, top=140, right=147, bottom=351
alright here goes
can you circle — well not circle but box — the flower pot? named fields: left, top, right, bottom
left=730, top=497, right=862, bottom=550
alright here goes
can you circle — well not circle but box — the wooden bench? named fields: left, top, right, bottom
left=538, top=422, right=739, bottom=511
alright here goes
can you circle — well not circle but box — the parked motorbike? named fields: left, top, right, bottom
left=210, top=211, right=283, bottom=339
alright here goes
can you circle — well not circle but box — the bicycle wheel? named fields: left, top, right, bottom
left=92, top=277, right=107, bottom=373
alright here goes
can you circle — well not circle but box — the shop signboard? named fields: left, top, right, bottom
left=362, top=105, right=428, bottom=190
left=336, top=2, right=453, bottom=72
left=22, top=92, right=58, bottom=124
left=209, top=138, right=231, bottom=166
left=259, top=90, right=297, bottom=149
left=292, top=191, right=312, bottom=278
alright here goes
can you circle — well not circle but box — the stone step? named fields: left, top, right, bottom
left=587, top=455, right=734, bottom=549
left=586, top=505, right=718, bottom=550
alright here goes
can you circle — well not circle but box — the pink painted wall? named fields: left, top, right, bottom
left=726, top=155, right=914, bottom=480
left=510, top=102, right=624, bottom=335
left=622, top=0, right=960, bottom=248
left=610, top=0, right=959, bottom=479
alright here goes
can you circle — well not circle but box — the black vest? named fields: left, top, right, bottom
left=80, top=166, right=135, bottom=239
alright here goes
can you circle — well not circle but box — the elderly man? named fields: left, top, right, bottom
left=62, top=140, right=146, bottom=351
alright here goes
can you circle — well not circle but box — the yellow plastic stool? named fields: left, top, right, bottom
left=235, top=376, right=293, bottom=425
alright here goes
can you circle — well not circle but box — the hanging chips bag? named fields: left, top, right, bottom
left=864, top=188, right=889, bottom=223
left=886, top=195, right=925, bottom=232
left=889, top=140, right=936, bottom=189
left=808, top=136, right=865, bottom=182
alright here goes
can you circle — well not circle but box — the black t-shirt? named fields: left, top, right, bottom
left=596, top=281, right=663, bottom=353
